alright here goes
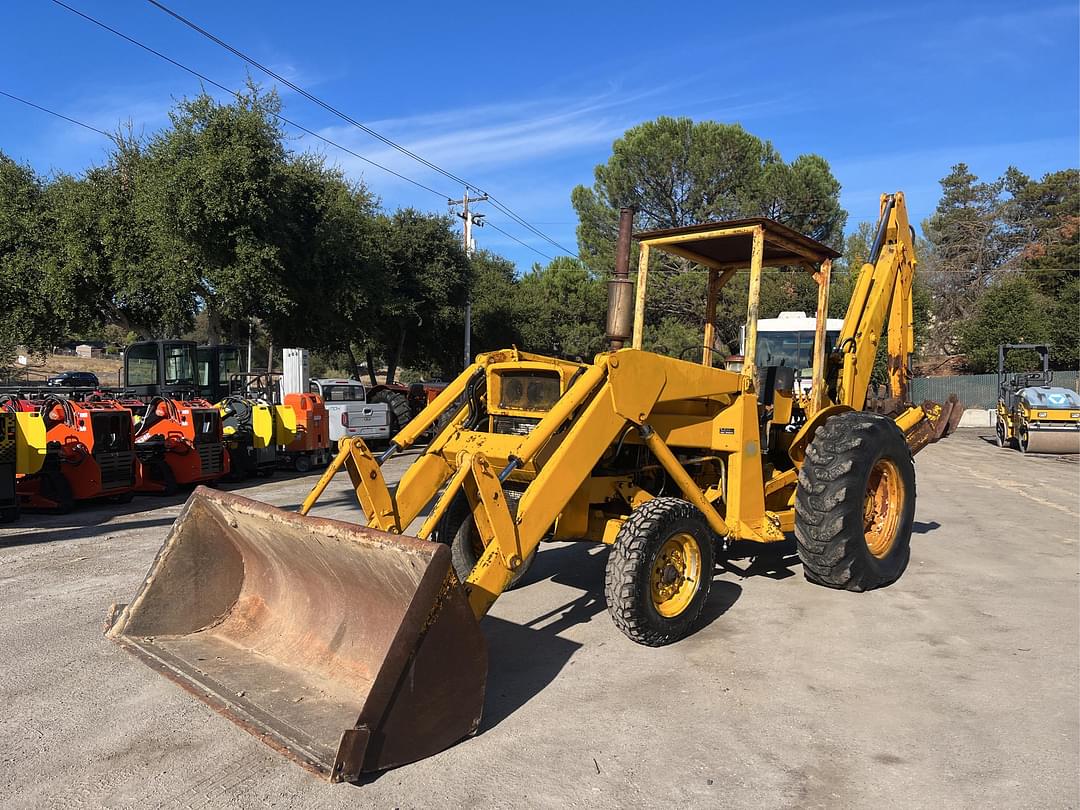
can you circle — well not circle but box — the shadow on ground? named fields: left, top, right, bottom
left=479, top=540, right=746, bottom=732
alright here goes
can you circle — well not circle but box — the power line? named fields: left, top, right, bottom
left=486, top=220, right=556, bottom=263
left=50, top=0, right=571, bottom=259
left=0, top=89, right=112, bottom=139
left=141, top=0, right=579, bottom=258
left=4, top=87, right=565, bottom=276
left=49, top=0, right=449, bottom=199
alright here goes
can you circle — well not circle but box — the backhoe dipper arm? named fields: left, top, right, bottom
left=835, top=192, right=917, bottom=410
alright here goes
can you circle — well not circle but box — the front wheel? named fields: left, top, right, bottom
left=434, top=490, right=535, bottom=589
left=996, top=418, right=1009, bottom=448
left=604, top=497, right=715, bottom=647
left=795, top=411, right=915, bottom=591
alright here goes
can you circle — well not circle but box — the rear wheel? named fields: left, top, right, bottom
left=604, top=497, right=715, bottom=647
left=371, top=390, right=411, bottom=435
left=435, top=490, right=535, bottom=589
left=795, top=411, right=915, bottom=591
left=0, top=504, right=18, bottom=523
left=294, top=454, right=312, bottom=473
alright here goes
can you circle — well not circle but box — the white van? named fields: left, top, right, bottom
left=309, top=379, right=391, bottom=445
left=740, top=311, right=844, bottom=393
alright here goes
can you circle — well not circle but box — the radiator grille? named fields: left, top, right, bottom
left=97, top=450, right=135, bottom=490
left=0, top=414, right=15, bottom=465
left=198, top=443, right=224, bottom=475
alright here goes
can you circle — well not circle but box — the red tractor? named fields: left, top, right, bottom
left=132, top=396, right=229, bottom=494
left=16, top=395, right=137, bottom=511
left=368, top=381, right=449, bottom=435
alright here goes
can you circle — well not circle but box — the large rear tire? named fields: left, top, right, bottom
left=604, top=497, right=715, bottom=647
left=795, top=411, right=915, bottom=591
left=435, top=490, right=535, bottom=589
left=371, top=390, right=411, bottom=435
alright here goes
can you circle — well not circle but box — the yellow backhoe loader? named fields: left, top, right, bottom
left=108, top=192, right=960, bottom=781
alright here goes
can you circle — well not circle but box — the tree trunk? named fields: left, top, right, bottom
left=385, top=328, right=406, bottom=385
left=364, top=350, right=378, bottom=386
left=207, top=309, right=222, bottom=346
left=344, top=345, right=363, bottom=382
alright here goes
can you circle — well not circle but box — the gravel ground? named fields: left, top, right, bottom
left=1, top=428, right=1077, bottom=809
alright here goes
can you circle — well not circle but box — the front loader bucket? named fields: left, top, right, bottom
left=106, top=488, right=487, bottom=781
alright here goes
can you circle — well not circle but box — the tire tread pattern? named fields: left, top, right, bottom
left=795, top=411, right=915, bottom=592
left=604, top=497, right=714, bottom=647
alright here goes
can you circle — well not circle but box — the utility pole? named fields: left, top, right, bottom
left=449, top=189, right=487, bottom=369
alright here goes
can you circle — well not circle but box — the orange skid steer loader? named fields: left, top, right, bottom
left=108, top=193, right=961, bottom=781
left=133, top=396, right=230, bottom=493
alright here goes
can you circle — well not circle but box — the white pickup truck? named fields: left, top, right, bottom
left=309, top=379, right=391, bottom=446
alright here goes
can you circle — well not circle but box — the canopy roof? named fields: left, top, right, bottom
left=634, top=217, right=840, bottom=270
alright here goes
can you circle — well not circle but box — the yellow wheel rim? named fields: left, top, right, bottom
left=863, top=458, right=904, bottom=558
left=650, top=532, right=702, bottom=618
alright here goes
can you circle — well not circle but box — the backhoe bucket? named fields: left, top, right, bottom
left=106, top=488, right=487, bottom=781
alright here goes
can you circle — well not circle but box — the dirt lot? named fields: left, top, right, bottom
left=1, top=429, right=1077, bottom=809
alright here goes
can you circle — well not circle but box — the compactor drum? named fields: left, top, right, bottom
left=109, top=193, right=962, bottom=779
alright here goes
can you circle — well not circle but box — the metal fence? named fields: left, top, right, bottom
left=911, top=371, right=1080, bottom=410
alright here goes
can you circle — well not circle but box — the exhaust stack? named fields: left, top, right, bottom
left=606, top=207, right=635, bottom=350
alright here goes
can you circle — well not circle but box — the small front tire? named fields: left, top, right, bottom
left=604, top=497, right=715, bottom=647
left=435, top=490, right=536, bottom=589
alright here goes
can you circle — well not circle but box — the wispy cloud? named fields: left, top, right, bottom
left=835, top=134, right=1080, bottom=228
left=916, top=3, right=1079, bottom=69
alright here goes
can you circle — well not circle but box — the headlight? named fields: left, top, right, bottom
left=497, top=371, right=561, bottom=411
left=1071, top=412, right=1080, bottom=419
left=1037, top=411, right=1047, bottom=418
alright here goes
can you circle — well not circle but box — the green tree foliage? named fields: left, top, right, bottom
left=143, top=85, right=293, bottom=341
left=1047, top=278, right=1080, bottom=369
left=266, top=155, right=382, bottom=355
left=572, top=117, right=846, bottom=269
left=958, top=276, right=1051, bottom=372
left=468, top=250, right=523, bottom=355
left=513, top=257, right=606, bottom=357
left=1010, top=168, right=1079, bottom=297
left=570, top=117, right=847, bottom=358
left=0, top=154, right=48, bottom=363
left=363, top=209, right=471, bottom=382
left=922, top=164, right=1079, bottom=363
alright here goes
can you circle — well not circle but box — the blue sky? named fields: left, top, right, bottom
left=3, top=1, right=1078, bottom=269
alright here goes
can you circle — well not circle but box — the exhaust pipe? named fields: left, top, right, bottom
left=606, top=207, right=635, bottom=350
